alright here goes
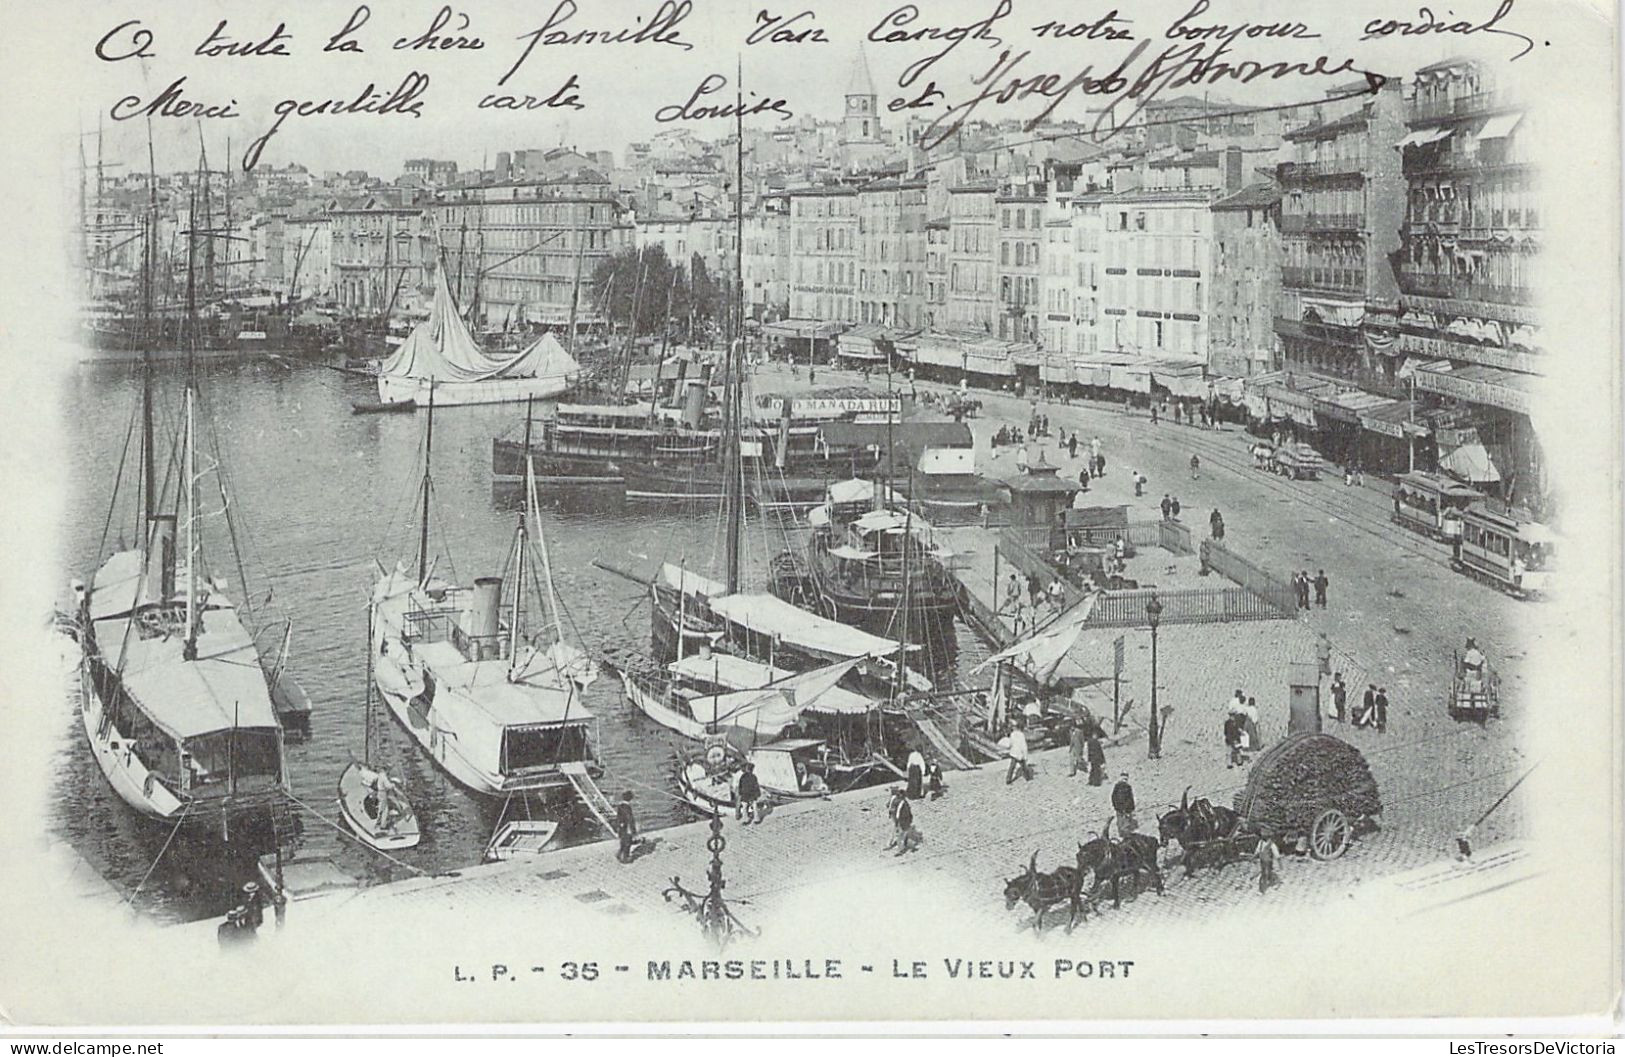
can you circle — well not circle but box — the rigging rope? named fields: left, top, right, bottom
left=281, top=788, right=428, bottom=877
left=125, top=806, right=191, bottom=906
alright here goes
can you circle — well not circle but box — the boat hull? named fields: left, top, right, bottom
left=378, top=373, right=573, bottom=408
left=337, top=762, right=422, bottom=851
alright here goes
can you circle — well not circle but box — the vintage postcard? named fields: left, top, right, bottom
left=0, top=0, right=1617, bottom=1030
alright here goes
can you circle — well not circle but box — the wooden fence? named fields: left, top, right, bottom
left=1201, top=540, right=1297, bottom=614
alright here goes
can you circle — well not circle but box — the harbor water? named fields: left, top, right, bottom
left=51, top=354, right=983, bottom=922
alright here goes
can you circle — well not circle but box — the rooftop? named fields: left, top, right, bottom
left=1211, top=182, right=1282, bottom=211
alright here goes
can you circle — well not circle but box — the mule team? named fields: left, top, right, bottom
left=1003, top=788, right=1265, bottom=932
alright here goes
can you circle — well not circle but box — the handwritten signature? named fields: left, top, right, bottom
left=919, top=38, right=1380, bottom=152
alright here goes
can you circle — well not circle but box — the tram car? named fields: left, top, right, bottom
left=1391, top=472, right=1483, bottom=541
left=1452, top=504, right=1558, bottom=598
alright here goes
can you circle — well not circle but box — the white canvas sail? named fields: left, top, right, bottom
left=974, top=597, right=1097, bottom=685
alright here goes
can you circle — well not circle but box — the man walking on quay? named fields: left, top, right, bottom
left=1161, top=494, right=1173, bottom=521
left=1087, top=726, right=1107, bottom=786
left=1314, top=569, right=1329, bottom=607
left=1112, top=772, right=1137, bottom=834
left=1068, top=433, right=1079, bottom=460
left=1005, top=719, right=1033, bottom=784
left=1331, top=672, right=1348, bottom=723
left=1374, top=687, right=1390, bottom=733
left=737, top=762, right=763, bottom=824
left=1190, top=454, right=1200, bottom=480
left=1170, top=496, right=1182, bottom=520
left=1209, top=508, right=1225, bottom=541
left=614, top=791, right=638, bottom=864
left=885, top=787, right=923, bottom=856
left=1255, top=831, right=1281, bottom=894
left=1067, top=718, right=1088, bottom=777
left=1356, top=683, right=1377, bottom=728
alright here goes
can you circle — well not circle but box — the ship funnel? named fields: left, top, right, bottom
left=470, top=576, right=503, bottom=640
left=145, top=514, right=177, bottom=603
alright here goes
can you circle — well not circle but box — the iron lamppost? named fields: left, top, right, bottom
left=1146, top=593, right=1164, bottom=760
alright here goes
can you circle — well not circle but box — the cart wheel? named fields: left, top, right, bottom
left=1310, top=808, right=1352, bottom=861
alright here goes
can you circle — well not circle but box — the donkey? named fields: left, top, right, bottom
left=1002, top=852, right=1087, bottom=934
left=1077, top=817, right=1166, bottom=910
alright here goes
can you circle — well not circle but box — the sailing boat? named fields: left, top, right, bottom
left=337, top=609, right=422, bottom=851
left=374, top=255, right=580, bottom=408
left=369, top=386, right=602, bottom=800
left=74, top=252, right=288, bottom=840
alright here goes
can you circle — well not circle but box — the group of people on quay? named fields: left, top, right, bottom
left=1292, top=569, right=1331, bottom=609
left=1328, top=674, right=1393, bottom=733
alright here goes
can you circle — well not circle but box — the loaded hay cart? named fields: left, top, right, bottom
left=1233, top=733, right=1382, bottom=860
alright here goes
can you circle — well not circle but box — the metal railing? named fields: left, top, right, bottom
left=1397, top=271, right=1535, bottom=306
left=1408, top=90, right=1515, bottom=124
left=1200, top=540, right=1297, bottom=615
left=1085, top=585, right=1291, bottom=627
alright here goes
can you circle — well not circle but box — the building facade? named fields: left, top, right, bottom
left=855, top=176, right=928, bottom=329
left=1208, top=183, right=1282, bottom=377
left=434, top=183, right=624, bottom=327
left=1398, top=58, right=1544, bottom=506
left=330, top=199, right=434, bottom=317
left=1097, top=188, right=1216, bottom=360
left=946, top=182, right=997, bottom=334
left=996, top=187, right=1044, bottom=343
left=788, top=186, right=857, bottom=321
left=1274, top=81, right=1408, bottom=395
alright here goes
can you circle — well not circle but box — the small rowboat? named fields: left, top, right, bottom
left=483, top=819, right=561, bottom=862
left=352, top=398, right=415, bottom=415
left=337, top=761, right=421, bottom=851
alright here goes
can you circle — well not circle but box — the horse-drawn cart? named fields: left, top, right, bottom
left=1232, top=733, right=1382, bottom=860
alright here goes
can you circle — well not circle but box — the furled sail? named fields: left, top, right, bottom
left=378, top=265, right=579, bottom=384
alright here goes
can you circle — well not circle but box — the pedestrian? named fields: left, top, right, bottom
left=1314, top=569, right=1329, bottom=607
left=1150, top=404, right=1159, bottom=424
left=1294, top=572, right=1309, bottom=610
left=1375, top=686, right=1389, bottom=733
left=240, top=882, right=264, bottom=930
left=614, top=791, right=638, bottom=863
left=1134, top=470, right=1146, bottom=497
left=1111, top=772, right=1137, bottom=834
left=1255, top=830, right=1281, bottom=893
left=1004, top=573, right=1022, bottom=614
left=1016, top=443, right=1030, bottom=473
left=1097, top=452, right=1107, bottom=477
left=927, top=762, right=946, bottom=800
left=1091, top=435, right=1101, bottom=462
left=1173, top=402, right=1182, bottom=424
left=1331, top=672, right=1347, bottom=723
left=217, top=906, right=255, bottom=949
left=1046, top=577, right=1065, bottom=610
left=737, top=761, right=763, bottom=823
left=885, top=787, right=923, bottom=855
left=1068, top=434, right=1078, bottom=460
left=1170, top=496, right=1182, bottom=519
left=808, top=364, right=816, bottom=383
left=1190, top=454, right=1200, bottom=480
left=1357, top=684, right=1377, bottom=728
left=1224, top=711, right=1243, bottom=768
left=1027, top=573, right=1043, bottom=608
left=1078, top=467, right=1091, bottom=491
left=1068, top=719, right=1087, bottom=777
left=1209, top=509, right=1225, bottom=541
left=1005, top=720, right=1033, bottom=784
left=906, top=748, right=926, bottom=799
left=1160, top=494, right=1172, bottom=520
left=1086, top=728, right=1106, bottom=786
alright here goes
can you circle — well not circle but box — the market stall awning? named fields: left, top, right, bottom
left=1440, top=442, right=1502, bottom=483
left=1397, top=128, right=1453, bottom=148
left=1358, top=399, right=1430, bottom=439
left=1413, top=362, right=1535, bottom=415
left=764, top=319, right=843, bottom=340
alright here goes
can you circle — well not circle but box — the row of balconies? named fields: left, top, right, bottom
left=1280, top=213, right=1363, bottom=234
left=1278, top=159, right=1367, bottom=180
left=1397, top=269, right=1534, bottom=305
left=1404, top=155, right=1533, bottom=177
left=1407, top=207, right=1539, bottom=230
left=1407, top=89, right=1514, bottom=124
left=1281, top=265, right=1363, bottom=292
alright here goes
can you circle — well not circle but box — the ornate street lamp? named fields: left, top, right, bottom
left=1146, top=593, right=1164, bottom=760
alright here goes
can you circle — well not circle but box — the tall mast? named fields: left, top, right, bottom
left=182, top=387, right=198, bottom=660
left=724, top=58, right=746, bottom=595
left=565, top=230, right=585, bottom=355
left=140, top=122, right=158, bottom=531
left=417, top=382, right=436, bottom=582
left=509, top=398, right=534, bottom=666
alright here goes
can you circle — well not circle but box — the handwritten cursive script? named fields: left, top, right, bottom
left=501, top=0, right=693, bottom=86
left=243, top=72, right=430, bottom=171
left=1362, top=0, right=1534, bottom=60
